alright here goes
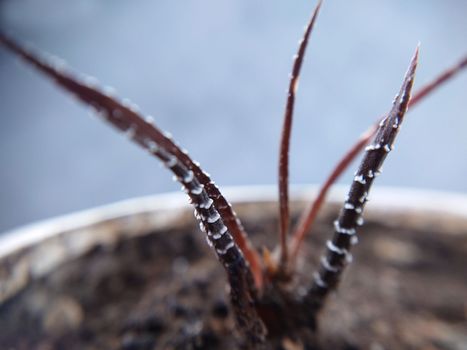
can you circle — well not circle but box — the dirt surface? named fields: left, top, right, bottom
left=1, top=211, right=466, bottom=349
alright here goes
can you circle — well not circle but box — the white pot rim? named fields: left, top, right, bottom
left=1, top=185, right=466, bottom=304
left=1, top=184, right=467, bottom=258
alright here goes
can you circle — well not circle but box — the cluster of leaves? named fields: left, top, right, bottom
left=1, top=1, right=465, bottom=348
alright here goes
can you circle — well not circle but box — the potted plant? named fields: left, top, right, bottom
left=1, top=1, right=466, bottom=349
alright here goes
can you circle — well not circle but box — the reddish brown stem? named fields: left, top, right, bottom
left=0, top=33, right=265, bottom=291
left=409, top=55, right=467, bottom=106
left=289, top=124, right=377, bottom=263
left=0, top=35, right=269, bottom=343
left=278, top=0, right=322, bottom=269
left=289, top=53, right=467, bottom=265
left=0, top=34, right=262, bottom=287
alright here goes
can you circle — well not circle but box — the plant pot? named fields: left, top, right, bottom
left=1, top=186, right=466, bottom=349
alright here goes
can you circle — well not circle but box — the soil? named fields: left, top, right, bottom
left=0, top=209, right=466, bottom=350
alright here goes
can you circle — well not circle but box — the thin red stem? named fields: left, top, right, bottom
left=278, top=0, right=322, bottom=269
left=409, top=55, right=467, bottom=106
left=289, top=124, right=377, bottom=263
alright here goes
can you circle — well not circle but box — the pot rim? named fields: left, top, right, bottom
left=1, top=185, right=467, bottom=304
left=2, top=184, right=467, bottom=259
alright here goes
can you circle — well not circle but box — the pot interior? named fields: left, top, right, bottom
left=1, top=186, right=466, bottom=349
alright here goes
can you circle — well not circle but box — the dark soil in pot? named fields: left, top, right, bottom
left=1, top=208, right=466, bottom=350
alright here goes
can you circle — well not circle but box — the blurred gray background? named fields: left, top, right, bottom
left=0, top=0, right=466, bottom=233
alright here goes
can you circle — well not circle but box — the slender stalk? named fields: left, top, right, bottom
left=0, top=34, right=266, bottom=344
left=1, top=33, right=264, bottom=290
left=277, top=0, right=322, bottom=269
left=289, top=53, right=467, bottom=266
left=409, top=55, right=467, bottom=106
left=305, top=46, right=419, bottom=311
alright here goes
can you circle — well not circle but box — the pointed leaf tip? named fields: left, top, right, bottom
left=407, top=44, right=420, bottom=81
left=394, top=45, right=420, bottom=113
